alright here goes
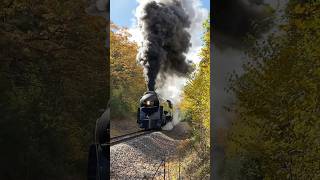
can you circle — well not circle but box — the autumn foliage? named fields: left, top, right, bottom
left=0, top=0, right=107, bottom=179
left=110, top=23, right=145, bottom=118
left=179, top=17, right=210, bottom=178
left=224, top=1, right=320, bottom=179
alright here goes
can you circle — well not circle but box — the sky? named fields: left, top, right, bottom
left=110, top=0, right=210, bottom=102
left=111, top=0, right=210, bottom=28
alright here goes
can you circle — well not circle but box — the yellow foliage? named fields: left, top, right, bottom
left=180, top=17, right=210, bottom=141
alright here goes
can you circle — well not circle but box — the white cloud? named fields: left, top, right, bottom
left=181, top=0, right=208, bottom=56
left=127, top=25, right=143, bottom=45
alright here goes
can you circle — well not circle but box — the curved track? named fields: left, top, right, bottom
left=109, top=130, right=156, bottom=146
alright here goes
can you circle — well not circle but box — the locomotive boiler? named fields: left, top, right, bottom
left=137, top=91, right=173, bottom=130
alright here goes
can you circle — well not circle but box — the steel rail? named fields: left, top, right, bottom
left=110, top=130, right=146, bottom=140
left=106, top=130, right=156, bottom=146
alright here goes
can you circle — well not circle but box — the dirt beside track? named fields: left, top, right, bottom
left=110, top=117, right=141, bottom=138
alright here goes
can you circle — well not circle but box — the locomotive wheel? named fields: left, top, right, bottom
left=95, top=108, right=109, bottom=144
left=87, top=144, right=98, bottom=180
left=88, top=103, right=110, bottom=180
left=160, top=106, right=166, bottom=126
left=87, top=144, right=108, bottom=180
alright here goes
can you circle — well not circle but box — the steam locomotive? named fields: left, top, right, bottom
left=87, top=92, right=174, bottom=179
left=137, top=91, right=173, bottom=130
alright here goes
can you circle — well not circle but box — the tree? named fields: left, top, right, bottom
left=0, top=0, right=108, bottom=179
left=110, top=23, right=145, bottom=118
left=225, top=1, right=320, bottom=179
left=179, top=16, right=210, bottom=178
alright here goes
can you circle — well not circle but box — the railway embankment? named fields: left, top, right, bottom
left=110, top=122, right=190, bottom=179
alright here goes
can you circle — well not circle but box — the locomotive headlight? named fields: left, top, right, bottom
left=146, top=101, right=151, bottom=106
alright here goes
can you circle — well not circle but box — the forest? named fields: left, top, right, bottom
left=179, top=17, right=210, bottom=178
left=223, top=1, right=320, bottom=179
left=110, top=23, right=145, bottom=120
left=2, top=0, right=319, bottom=179
left=0, top=0, right=108, bottom=179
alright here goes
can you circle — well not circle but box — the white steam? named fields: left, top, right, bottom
left=162, top=108, right=182, bottom=130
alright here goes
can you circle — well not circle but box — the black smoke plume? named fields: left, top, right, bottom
left=136, top=0, right=193, bottom=91
left=214, top=0, right=273, bottom=49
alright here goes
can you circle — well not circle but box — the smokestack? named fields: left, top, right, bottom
left=136, top=0, right=194, bottom=91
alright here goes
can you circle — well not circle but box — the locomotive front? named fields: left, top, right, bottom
left=137, top=91, right=169, bottom=130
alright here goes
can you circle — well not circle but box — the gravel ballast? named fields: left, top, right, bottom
left=110, top=132, right=180, bottom=179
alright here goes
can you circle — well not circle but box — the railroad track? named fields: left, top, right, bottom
left=108, top=130, right=156, bottom=146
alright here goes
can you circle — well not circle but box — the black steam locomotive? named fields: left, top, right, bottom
left=137, top=91, right=173, bottom=130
